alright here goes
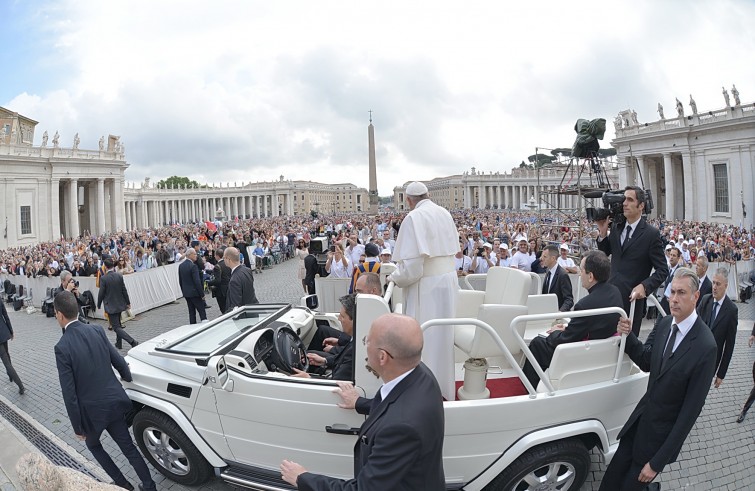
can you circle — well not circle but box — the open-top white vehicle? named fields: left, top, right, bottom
left=123, top=267, right=649, bottom=490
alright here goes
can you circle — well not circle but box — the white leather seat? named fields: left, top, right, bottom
left=311, top=276, right=351, bottom=312
left=536, top=336, right=633, bottom=392
left=454, top=304, right=528, bottom=360
left=524, top=294, right=560, bottom=342
left=528, top=272, right=542, bottom=295
left=455, top=267, right=531, bottom=317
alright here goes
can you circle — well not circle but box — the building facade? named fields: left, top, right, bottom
left=613, top=93, right=755, bottom=225
left=122, top=179, right=368, bottom=228
left=0, top=107, right=127, bottom=249
left=393, top=164, right=619, bottom=212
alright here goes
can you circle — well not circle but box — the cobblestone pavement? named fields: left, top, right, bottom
left=1, top=258, right=753, bottom=490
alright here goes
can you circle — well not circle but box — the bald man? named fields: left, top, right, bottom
left=281, top=313, right=446, bottom=491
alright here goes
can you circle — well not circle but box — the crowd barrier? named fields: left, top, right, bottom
left=1, top=262, right=183, bottom=319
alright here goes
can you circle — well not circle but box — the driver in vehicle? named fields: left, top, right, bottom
left=292, top=294, right=356, bottom=381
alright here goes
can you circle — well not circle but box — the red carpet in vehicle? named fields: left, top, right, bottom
left=454, top=377, right=528, bottom=400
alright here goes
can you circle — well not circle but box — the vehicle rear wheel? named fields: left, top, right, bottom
left=132, top=408, right=213, bottom=486
left=484, top=439, right=590, bottom=491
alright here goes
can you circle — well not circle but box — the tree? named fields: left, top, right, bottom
left=550, top=147, right=572, bottom=157
left=157, top=176, right=200, bottom=189
left=527, top=153, right=556, bottom=168
left=598, top=148, right=617, bottom=158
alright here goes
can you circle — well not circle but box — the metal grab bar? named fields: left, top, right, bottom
left=383, top=281, right=395, bottom=304
left=462, top=273, right=487, bottom=291
left=509, top=306, right=630, bottom=396
left=419, top=318, right=541, bottom=398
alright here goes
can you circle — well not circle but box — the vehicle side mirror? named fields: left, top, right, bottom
left=206, top=355, right=232, bottom=391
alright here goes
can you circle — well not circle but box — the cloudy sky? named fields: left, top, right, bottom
left=2, top=1, right=753, bottom=195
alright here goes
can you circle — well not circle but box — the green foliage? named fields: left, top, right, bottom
left=550, top=147, right=572, bottom=157
left=157, top=176, right=201, bottom=189
left=598, top=148, right=617, bottom=157
left=527, top=153, right=556, bottom=167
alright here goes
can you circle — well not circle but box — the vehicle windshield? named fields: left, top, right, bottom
left=161, top=304, right=288, bottom=355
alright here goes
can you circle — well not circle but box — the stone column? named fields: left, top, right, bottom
left=96, top=178, right=106, bottom=235
left=272, top=193, right=279, bottom=216
left=68, top=179, right=80, bottom=238
left=255, top=196, right=260, bottom=218
left=263, top=195, right=268, bottom=217
left=681, top=152, right=694, bottom=221
left=50, top=179, right=61, bottom=240
left=636, top=156, right=649, bottom=188
left=663, top=153, right=674, bottom=220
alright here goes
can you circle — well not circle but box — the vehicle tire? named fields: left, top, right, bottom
left=483, top=438, right=590, bottom=491
left=132, top=408, right=213, bottom=486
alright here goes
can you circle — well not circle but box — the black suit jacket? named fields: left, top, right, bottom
left=546, top=281, right=624, bottom=349
left=54, top=321, right=133, bottom=435
left=298, top=363, right=445, bottom=491
left=0, top=302, right=13, bottom=344
left=209, top=259, right=231, bottom=298
left=226, top=265, right=258, bottom=311
left=96, top=270, right=130, bottom=315
left=304, top=254, right=318, bottom=294
left=696, top=276, right=712, bottom=307
left=621, top=315, right=717, bottom=472
left=327, top=341, right=354, bottom=381
left=697, top=294, right=737, bottom=380
left=597, top=217, right=668, bottom=324
left=178, top=259, right=204, bottom=299
left=543, top=265, right=574, bottom=312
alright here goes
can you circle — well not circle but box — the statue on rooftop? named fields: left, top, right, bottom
left=41, top=131, right=48, bottom=147
left=630, top=110, right=639, bottom=125
left=657, top=103, right=665, bottom=120
left=732, top=84, right=741, bottom=105
left=676, top=98, right=684, bottom=117
left=722, top=87, right=730, bottom=107
left=613, top=116, right=622, bottom=131
left=52, top=131, right=60, bottom=148
left=72, top=133, right=80, bottom=150
left=99, top=136, right=104, bottom=151
left=689, top=94, right=697, bottom=115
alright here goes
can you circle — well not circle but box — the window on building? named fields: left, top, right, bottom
left=20, top=206, right=31, bottom=234
left=712, top=163, right=729, bottom=213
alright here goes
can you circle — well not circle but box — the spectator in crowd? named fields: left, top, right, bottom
left=325, top=243, right=351, bottom=278
left=295, top=239, right=309, bottom=293
left=540, top=245, right=574, bottom=312
left=349, top=243, right=381, bottom=294
left=695, top=256, right=712, bottom=305
left=557, top=243, right=579, bottom=273
left=510, top=237, right=534, bottom=272
left=495, top=242, right=511, bottom=267
left=454, top=239, right=472, bottom=276
left=471, top=242, right=495, bottom=274
left=659, top=246, right=682, bottom=315
left=345, top=233, right=365, bottom=267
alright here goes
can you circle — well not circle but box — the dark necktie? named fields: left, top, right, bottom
left=370, top=388, right=383, bottom=414
left=661, top=324, right=679, bottom=370
left=622, top=225, right=632, bottom=246
left=709, top=302, right=719, bottom=327
left=543, top=271, right=551, bottom=294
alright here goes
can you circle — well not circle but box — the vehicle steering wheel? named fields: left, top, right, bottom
left=270, top=326, right=309, bottom=375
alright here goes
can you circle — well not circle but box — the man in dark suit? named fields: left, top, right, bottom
left=0, top=300, right=24, bottom=395
left=658, top=246, right=682, bottom=315
left=736, top=324, right=755, bottom=423
left=224, top=247, right=258, bottom=310
left=599, top=268, right=717, bottom=490
left=54, top=291, right=156, bottom=491
left=695, top=256, right=712, bottom=307
left=597, top=186, right=668, bottom=335
left=280, top=313, right=445, bottom=490
left=303, top=252, right=319, bottom=295
left=697, top=268, right=737, bottom=388
left=97, top=259, right=138, bottom=349
left=540, top=245, right=574, bottom=311
left=208, top=248, right=231, bottom=314
left=523, top=250, right=624, bottom=387
left=292, top=294, right=356, bottom=381
left=178, top=248, right=207, bottom=324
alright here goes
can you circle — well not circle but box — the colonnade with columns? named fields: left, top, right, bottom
left=123, top=192, right=295, bottom=229
left=56, top=177, right=124, bottom=239
left=463, top=183, right=583, bottom=210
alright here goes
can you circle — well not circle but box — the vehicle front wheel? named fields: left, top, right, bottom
left=484, top=438, right=590, bottom=491
left=132, top=408, right=213, bottom=486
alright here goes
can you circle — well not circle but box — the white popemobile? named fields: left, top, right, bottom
left=122, top=266, right=651, bottom=491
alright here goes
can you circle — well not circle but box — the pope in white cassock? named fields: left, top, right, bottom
left=387, top=181, right=459, bottom=400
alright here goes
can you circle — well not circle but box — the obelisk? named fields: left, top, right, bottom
left=367, top=110, right=379, bottom=214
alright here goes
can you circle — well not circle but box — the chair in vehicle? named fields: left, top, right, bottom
left=528, top=272, right=542, bottom=295
left=523, top=294, right=560, bottom=343
left=536, top=336, right=633, bottom=392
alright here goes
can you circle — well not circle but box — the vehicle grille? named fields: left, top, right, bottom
left=166, top=383, right=192, bottom=398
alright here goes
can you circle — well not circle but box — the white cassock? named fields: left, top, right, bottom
left=390, top=199, right=459, bottom=400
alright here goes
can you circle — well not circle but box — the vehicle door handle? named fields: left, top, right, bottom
left=325, top=424, right=360, bottom=435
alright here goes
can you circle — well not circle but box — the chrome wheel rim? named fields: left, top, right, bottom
left=142, top=426, right=190, bottom=476
left=513, top=461, right=577, bottom=491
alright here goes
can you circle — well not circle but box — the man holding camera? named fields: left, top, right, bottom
left=470, top=243, right=495, bottom=274
left=597, top=186, right=668, bottom=336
